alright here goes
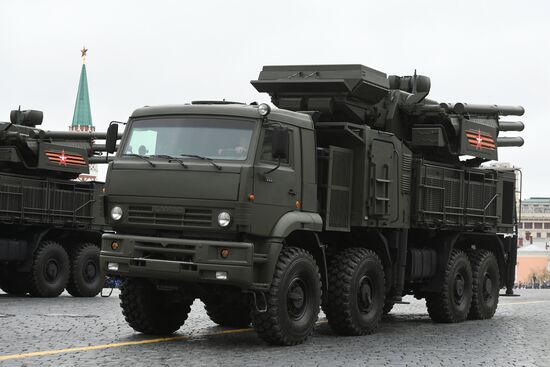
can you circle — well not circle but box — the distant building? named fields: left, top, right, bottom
left=71, top=47, right=97, bottom=181
left=518, top=197, right=550, bottom=245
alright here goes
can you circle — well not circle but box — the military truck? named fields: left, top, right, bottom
left=100, top=64, right=523, bottom=345
left=0, top=108, right=119, bottom=297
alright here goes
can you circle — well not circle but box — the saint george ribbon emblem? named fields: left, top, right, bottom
left=45, top=150, right=87, bottom=166
left=465, top=129, right=495, bottom=150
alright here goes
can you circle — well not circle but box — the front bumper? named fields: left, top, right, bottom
left=100, top=233, right=255, bottom=288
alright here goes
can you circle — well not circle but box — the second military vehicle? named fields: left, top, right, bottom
left=101, top=64, right=523, bottom=345
left=0, top=108, right=119, bottom=297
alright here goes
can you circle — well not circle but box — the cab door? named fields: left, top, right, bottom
left=253, top=125, right=302, bottom=230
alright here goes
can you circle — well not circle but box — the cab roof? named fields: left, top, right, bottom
left=130, top=103, right=314, bottom=130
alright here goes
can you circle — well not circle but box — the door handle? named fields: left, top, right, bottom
left=288, top=189, right=296, bottom=197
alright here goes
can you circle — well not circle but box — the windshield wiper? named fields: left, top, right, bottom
left=180, top=154, right=222, bottom=170
left=151, top=154, right=188, bottom=168
left=122, top=153, right=156, bottom=167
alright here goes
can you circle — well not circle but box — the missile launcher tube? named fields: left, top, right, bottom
left=497, top=137, right=524, bottom=147
left=498, top=121, right=525, bottom=132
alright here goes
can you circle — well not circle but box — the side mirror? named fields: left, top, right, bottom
left=106, top=124, right=119, bottom=153
left=271, top=126, right=289, bottom=160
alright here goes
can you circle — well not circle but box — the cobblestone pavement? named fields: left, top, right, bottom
left=0, top=289, right=548, bottom=367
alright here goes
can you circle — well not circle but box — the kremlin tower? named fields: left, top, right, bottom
left=71, top=47, right=97, bottom=180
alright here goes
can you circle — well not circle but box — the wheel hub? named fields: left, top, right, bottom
left=45, top=260, right=59, bottom=282
left=483, top=273, right=494, bottom=301
left=454, top=273, right=465, bottom=304
left=83, top=260, right=97, bottom=281
left=287, top=278, right=307, bottom=320
left=357, top=276, right=374, bottom=313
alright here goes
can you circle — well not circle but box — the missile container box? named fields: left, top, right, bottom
left=100, top=64, right=524, bottom=345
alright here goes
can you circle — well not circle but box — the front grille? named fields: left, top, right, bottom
left=133, top=241, right=197, bottom=266
left=127, top=205, right=213, bottom=228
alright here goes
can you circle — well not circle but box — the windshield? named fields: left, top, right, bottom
left=122, top=117, right=256, bottom=161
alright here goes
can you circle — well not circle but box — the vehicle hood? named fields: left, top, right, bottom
left=107, top=160, right=242, bottom=201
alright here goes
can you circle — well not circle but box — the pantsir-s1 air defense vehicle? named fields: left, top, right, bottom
left=0, top=109, right=118, bottom=297
left=101, top=64, right=524, bottom=345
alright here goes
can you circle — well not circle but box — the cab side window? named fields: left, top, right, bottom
left=260, top=128, right=291, bottom=165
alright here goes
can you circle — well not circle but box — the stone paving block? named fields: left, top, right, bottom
left=0, top=289, right=549, bottom=366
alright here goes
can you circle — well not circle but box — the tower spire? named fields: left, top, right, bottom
left=71, top=47, right=94, bottom=132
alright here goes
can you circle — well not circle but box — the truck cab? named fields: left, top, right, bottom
left=101, top=102, right=320, bottom=290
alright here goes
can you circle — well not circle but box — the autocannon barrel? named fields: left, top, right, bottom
left=42, top=131, right=119, bottom=140
left=2, top=130, right=44, bottom=140
left=91, top=143, right=119, bottom=151
left=88, top=156, right=115, bottom=164
left=441, top=103, right=525, bottom=116
left=498, top=121, right=525, bottom=132
left=497, top=137, right=524, bottom=147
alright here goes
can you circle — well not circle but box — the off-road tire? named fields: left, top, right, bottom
left=383, top=300, right=395, bottom=315
left=468, top=250, right=500, bottom=320
left=325, top=248, right=386, bottom=335
left=0, top=268, right=30, bottom=296
left=119, top=277, right=193, bottom=335
left=66, top=243, right=104, bottom=297
left=426, top=250, right=473, bottom=323
left=203, top=294, right=251, bottom=327
left=251, top=247, right=321, bottom=346
left=28, top=241, right=70, bottom=297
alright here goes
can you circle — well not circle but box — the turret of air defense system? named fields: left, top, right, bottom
left=100, top=64, right=524, bottom=346
left=252, top=64, right=524, bottom=163
left=0, top=108, right=120, bottom=298
left=0, top=108, right=113, bottom=179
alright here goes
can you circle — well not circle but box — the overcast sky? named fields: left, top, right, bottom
left=0, top=0, right=548, bottom=197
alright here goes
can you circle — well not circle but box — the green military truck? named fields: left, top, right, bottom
left=101, top=64, right=523, bottom=345
left=0, top=108, right=118, bottom=297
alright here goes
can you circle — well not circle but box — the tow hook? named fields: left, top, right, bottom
left=249, top=290, right=268, bottom=313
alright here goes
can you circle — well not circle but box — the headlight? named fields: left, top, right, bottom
left=258, top=103, right=271, bottom=116
left=111, top=206, right=123, bottom=221
left=217, top=211, right=231, bottom=227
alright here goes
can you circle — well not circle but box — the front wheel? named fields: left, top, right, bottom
left=120, top=278, right=194, bottom=335
left=325, top=248, right=386, bottom=335
left=202, top=292, right=251, bottom=327
left=251, top=247, right=321, bottom=346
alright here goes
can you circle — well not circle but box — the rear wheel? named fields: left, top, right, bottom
left=120, top=278, right=194, bottom=334
left=66, top=243, right=104, bottom=297
left=0, top=268, right=30, bottom=296
left=468, top=250, right=500, bottom=320
left=203, top=293, right=251, bottom=327
left=251, top=247, right=321, bottom=346
left=325, top=248, right=386, bottom=335
left=29, top=241, right=70, bottom=297
left=426, top=250, right=473, bottom=323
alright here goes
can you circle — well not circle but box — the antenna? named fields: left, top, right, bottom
left=412, top=69, right=418, bottom=94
